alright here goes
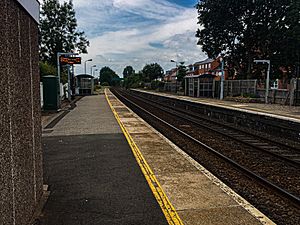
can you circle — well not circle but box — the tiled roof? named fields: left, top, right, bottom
left=194, top=58, right=214, bottom=65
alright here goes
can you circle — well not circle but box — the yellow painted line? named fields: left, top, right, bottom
left=105, top=89, right=184, bottom=225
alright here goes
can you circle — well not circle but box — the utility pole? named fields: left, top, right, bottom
left=91, top=65, right=96, bottom=76
left=67, top=64, right=71, bottom=101
left=84, top=59, right=92, bottom=75
left=171, top=60, right=178, bottom=93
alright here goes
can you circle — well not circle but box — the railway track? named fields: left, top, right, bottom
left=127, top=90, right=300, bottom=167
left=111, top=88, right=300, bottom=225
left=133, top=90, right=300, bottom=147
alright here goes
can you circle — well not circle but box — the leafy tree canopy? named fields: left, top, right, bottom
left=177, top=62, right=187, bottom=82
left=196, top=0, right=300, bottom=79
left=123, top=66, right=135, bottom=79
left=142, top=63, right=164, bottom=82
left=99, top=67, right=120, bottom=86
left=39, top=62, right=56, bottom=77
left=123, top=72, right=145, bottom=89
left=40, top=0, right=89, bottom=66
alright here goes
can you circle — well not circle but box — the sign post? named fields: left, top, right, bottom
left=56, top=53, right=80, bottom=106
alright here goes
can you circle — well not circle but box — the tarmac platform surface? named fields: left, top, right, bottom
left=40, top=91, right=275, bottom=225
left=41, top=95, right=168, bottom=225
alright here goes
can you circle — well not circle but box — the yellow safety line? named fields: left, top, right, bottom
left=105, top=89, right=184, bottom=225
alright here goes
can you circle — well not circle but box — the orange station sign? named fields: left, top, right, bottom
left=60, top=56, right=82, bottom=65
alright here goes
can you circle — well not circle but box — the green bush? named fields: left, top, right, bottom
left=241, top=93, right=259, bottom=98
left=150, top=80, right=164, bottom=90
left=101, top=82, right=109, bottom=86
left=94, top=84, right=101, bottom=91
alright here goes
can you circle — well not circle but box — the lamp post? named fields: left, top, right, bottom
left=171, top=60, right=178, bottom=93
left=254, top=59, right=270, bottom=104
left=84, top=59, right=92, bottom=75
left=220, top=57, right=225, bottom=100
left=90, top=65, right=96, bottom=76
left=93, top=69, right=98, bottom=77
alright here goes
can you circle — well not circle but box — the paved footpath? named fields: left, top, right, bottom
left=40, top=95, right=168, bottom=225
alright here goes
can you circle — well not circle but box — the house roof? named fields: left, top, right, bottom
left=194, top=58, right=214, bottom=65
left=184, top=75, right=201, bottom=78
left=184, top=73, right=216, bottom=79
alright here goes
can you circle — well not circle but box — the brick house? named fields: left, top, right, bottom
left=186, top=57, right=228, bottom=80
left=164, top=68, right=178, bottom=82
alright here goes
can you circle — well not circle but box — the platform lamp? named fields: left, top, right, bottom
left=171, top=60, right=178, bottom=93
left=93, top=69, right=98, bottom=77
left=84, top=59, right=92, bottom=75
left=90, top=65, right=96, bottom=76
left=254, top=59, right=270, bottom=104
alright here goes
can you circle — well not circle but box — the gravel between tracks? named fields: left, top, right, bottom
left=113, top=89, right=300, bottom=225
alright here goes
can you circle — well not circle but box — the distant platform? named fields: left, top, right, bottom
left=132, top=89, right=300, bottom=123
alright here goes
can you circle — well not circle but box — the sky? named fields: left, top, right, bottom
left=42, top=0, right=207, bottom=77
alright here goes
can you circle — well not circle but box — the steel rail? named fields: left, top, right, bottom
left=131, top=90, right=300, bottom=136
left=112, top=88, right=300, bottom=206
left=125, top=90, right=300, bottom=167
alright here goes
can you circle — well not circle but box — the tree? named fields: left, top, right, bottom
left=99, top=67, right=120, bottom=86
left=39, top=62, right=56, bottom=77
left=142, top=63, right=164, bottom=82
left=176, top=62, right=187, bottom=82
left=123, top=72, right=144, bottom=89
left=277, top=0, right=300, bottom=78
left=196, top=0, right=296, bottom=79
left=40, top=0, right=89, bottom=66
left=123, top=66, right=135, bottom=79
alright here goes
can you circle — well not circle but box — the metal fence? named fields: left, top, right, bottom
left=214, top=80, right=257, bottom=98
left=164, top=78, right=300, bottom=106
left=164, top=82, right=181, bottom=93
left=226, top=79, right=257, bottom=97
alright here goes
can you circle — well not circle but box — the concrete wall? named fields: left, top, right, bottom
left=0, top=0, right=43, bottom=225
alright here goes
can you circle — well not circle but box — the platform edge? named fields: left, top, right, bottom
left=124, top=91, right=277, bottom=225
left=105, top=89, right=184, bottom=225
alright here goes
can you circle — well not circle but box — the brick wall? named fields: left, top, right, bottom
left=0, top=0, right=43, bottom=224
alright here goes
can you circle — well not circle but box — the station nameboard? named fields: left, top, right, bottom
left=60, top=56, right=82, bottom=65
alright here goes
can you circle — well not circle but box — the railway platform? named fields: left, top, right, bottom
left=40, top=94, right=168, bottom=225
left=132, top=89, right=300, bottom=123
left=40, top=90, right=275, bottom=225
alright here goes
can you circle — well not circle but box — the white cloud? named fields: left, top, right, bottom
left=40, top=0, right=207, bottom=76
